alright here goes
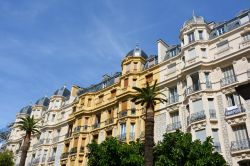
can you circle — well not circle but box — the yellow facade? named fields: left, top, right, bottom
left=60, top=49, right=160, bottom=166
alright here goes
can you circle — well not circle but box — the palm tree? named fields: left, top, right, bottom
left=132, top=81, right=167, bottom=166
left=16, top=116, right=40, bottom=166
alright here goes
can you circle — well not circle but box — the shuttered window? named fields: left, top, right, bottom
left=233, top=125, right=249, bottom=141
left=122, top=101, right=127, bottom=111
left=192, top=99, right=203, bottom=112
left=124, top=78, right=129, bottom=88
left=195, top=129, right=206, bottom=142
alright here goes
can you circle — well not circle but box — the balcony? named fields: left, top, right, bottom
left=105, top=118, right=114, bottom=126
left=48, top=156, right=55, bottom=162
left=52, top=136, right=59, bottom=143
left=231, top=139, right=250, bottom=152
left=209, top=109, right=217, bottom=119
left=129, top=132, right=135, bottom=141
left=119, top=110, right=128, bottom=118
left=220, top=75, right=237, bottom=87
left=184, top=83, right=201, bottom=97
left=117, top=133, right=126, bottom=141
left=225, top=105, right=245, bottom=117
left=69, top=147, right=77, bottom=155
left=41, top=156, right=46, bottom=163
left=188, top=111, right=206, bottom=124
left=79, top=146, right=85, bottom=153
left=214, top=142, right=221, bottom=152
left=60, top=152, right=69, bottom=159
left=33, top=158, right=40, bottom=164
left=166, top=121, right=181, bottom=132
left=169, top=95, right=179, bottom=104
left=92, top=123, right=100, bottom=130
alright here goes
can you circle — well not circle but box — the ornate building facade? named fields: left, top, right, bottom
left=6, top=9, right=250, bottom=166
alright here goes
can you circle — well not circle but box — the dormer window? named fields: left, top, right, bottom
left=169, top=49, right=177, bottom=57
left=217, top=27, right=225, bottom=35
left=188, top=32, right=195, bottom=44
left=240, top=15, right=249, bottom=25
left=198, top=30, right=203, bottom=40
left=242, top=32, right=250, bottom=42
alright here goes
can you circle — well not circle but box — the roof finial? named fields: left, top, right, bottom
left=192, top=10, right=196, bottom=22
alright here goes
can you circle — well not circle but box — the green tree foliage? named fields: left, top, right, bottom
left=153, top=130, right=227, bottom=166
left=0, top=150, right=14, bottom=166
left=87, top=137, right=144, bottom=166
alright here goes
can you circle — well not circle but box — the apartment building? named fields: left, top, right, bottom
left=155, top=9, right=250, bottom=166
left=5, top=9, right=250, bottom=166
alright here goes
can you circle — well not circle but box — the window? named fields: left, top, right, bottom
left=187, top=48, right=196, bottom=61
left=124, top=78, right=129, bottom=88
left=170, top=111, right=179, bottom=123
left=226, top=93, right=240, bottom=107
left=87, top=98, right=92, bottom=107
left=205, top=72, right=211, bottom=88
left=217, top=40, right=229, bottom=51
left=51, top=114, right=55, bottom=122
left=243, top=32, right=250, bottom=42
left=217, top=27, right=225, bottom=35
left=61, top=111, right=65, bottom=119
left=121, top=100, right=127, bottom=111
left=240, top=15, right=249, bottom=25
left=201, top=48, right=207, bottom=57
left=130, top=123, right=135, bottom=133
left=195, top=129, right=206, bottom=142
left=188, top=32, right=195, bottom=43
left=169, top=86, right=178, bottom=103
left=221, top=66, right=236, bottom=86
left=233, top=124, right=249, bottom=141
left=169, top=49, right=177, bottom=58
left=132, top=79, right=137, bottom=87
left=192, top=99, right=203, bottom=113
left=133, top=62, right=138, bottom=71
left=146, top=74, right=153, bottom=83
left=126, top=63, right=130, bottom=73
left=167, top=63, right=176, bottom=74
left=212, top=129, right=220, bottom=143
left=198, top=30, right=203, bottom=40
left=120, top=123, right=126, bottom=135
left=98, top=95, right=104, bottom=103
left=111, top=90, right=116, bottom=98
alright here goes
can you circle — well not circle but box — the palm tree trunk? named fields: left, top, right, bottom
left=144, top=105, right=154, bottom=166
left=19, top=134, right=31, bottom=166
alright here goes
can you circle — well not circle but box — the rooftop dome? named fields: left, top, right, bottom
left=19, top=105, right=32, bottom=115
left=183, top=12, right=206, bottom=28
left=126, top=45, right=148, bottom=59
left=35, top=96, right=50, bottom=106
left=53, top=86, right=70, bottom=97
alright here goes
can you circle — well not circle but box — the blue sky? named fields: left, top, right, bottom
left=0, top=0, right=249, bottom=128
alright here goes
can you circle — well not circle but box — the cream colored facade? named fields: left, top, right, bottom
left=5, top=9, right=250, bottom=166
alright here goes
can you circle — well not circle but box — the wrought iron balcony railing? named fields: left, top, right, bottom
left=188, top=111, right=206, bottom=124
left=166, top=121, right=181, bottom=132
left=220, top=75, right=237, bottom=87
left=184, top=83, right=201, bottom=97
left=60, top=152, right=69, bottom=159
left=92, top=123, right=100, bottom=129
left=52, top=136, right=59, bottom=143
left=105, top=118, right=114, bottom=125
left=48, top=155, right=55, bottom=162
left=231, top=139, right=250, bottom=152
left=119, top=110, right=128, bottom=118
left=225, top=105, right=245, bottom=116
left=117, top=133, right=126, bottom=141
left=70, top=147, right=77, bottom=155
